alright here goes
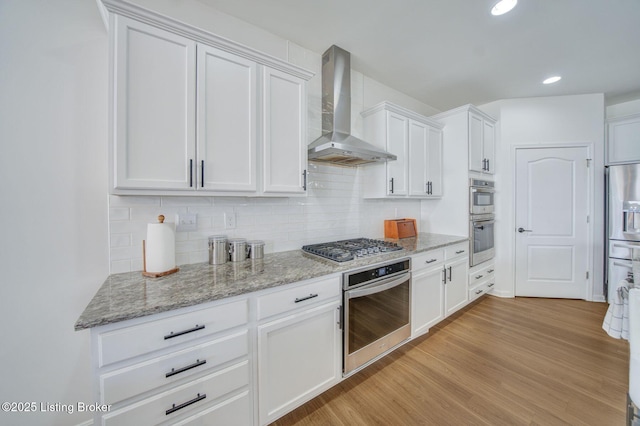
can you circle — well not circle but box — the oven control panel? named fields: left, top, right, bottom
left=345, top=258, right=410, bottom=288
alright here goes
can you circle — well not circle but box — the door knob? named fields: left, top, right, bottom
left=518, top=227, right=532, bottom=233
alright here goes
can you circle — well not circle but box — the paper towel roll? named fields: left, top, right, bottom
left=145, top=216, right=176, bottom=273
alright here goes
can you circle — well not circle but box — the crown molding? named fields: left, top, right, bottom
left=361, top=101, right=445, bottom=129
left=431, top=103, right=496, bottom=123
left=100, top=0, right=315, bottom=81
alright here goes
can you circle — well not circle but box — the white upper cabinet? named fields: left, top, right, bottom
left=362, top=102, right=444, bottom=199
left=105, top=6, right=313, bottom=196
left=606, top=113, right=640, bottom=165
left=262, top=68, right=307, bottom=194
left=387, top=112, right=410, bottom=196
left=113, top=16, right=196, bottom=190
left=197, top=45, right=257, bottom=192
left=468, top=110, right=496, bottom=174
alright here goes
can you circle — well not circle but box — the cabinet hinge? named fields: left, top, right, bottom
left=586, top=158, right=592, bottom=167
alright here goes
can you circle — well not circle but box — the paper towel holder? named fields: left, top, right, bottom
left=142, top=215, right=180, bottom=278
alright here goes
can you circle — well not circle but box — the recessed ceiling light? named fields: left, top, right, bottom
left=543, top=76, right=562, bottom=85
left=491, top=0, right=518, bottom=16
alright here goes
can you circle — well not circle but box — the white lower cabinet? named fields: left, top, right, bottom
left=411, top=243, right=469, bottom=336
left=443, top=243, right=470, bottom=317
left=256, top=276, right=342, bottom=425
left=468, top=262, right=496, bottom=302
left=91, top=298, right=251, bottom=426
left=102, top=362, right=249, bottom=425
left=411, top=250, right=445, bottom=337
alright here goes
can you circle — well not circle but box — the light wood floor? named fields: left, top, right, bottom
left=272, top=296, right=630, bottom=426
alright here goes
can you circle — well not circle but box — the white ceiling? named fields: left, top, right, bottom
left=197, top=0, right=640, bottom=111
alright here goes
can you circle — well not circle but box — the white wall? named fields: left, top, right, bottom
left=607, top=98, right=640, bottom=118
left=0, top=1, right=109, bottom=425
left=479, top=94, right=605, bottom=300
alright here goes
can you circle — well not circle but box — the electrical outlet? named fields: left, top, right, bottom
left=224, top=212, right=236, bottom=229
left=175, top=213, right=197, bottom=232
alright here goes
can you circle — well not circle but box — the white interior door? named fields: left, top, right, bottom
left=515, top=147, right=589, bottom=299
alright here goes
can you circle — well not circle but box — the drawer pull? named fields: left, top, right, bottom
left=425, top=259, right=438, bottom=264
left=455, top=250, right=465, bottom=254
left=295, top=293, right=319, bottom=303
left=165, top=359, right=207, bottom=378
left=475, top=289, right=484, bottom=295
left=475, top=274, right=484, bottom=279
left=487, top=269, right=494, bottom=273
left=164, top=324, right=205, bottom=340
left=488, top=282, right=495, bottom=288
left=166, top=393, right=206, bottom=415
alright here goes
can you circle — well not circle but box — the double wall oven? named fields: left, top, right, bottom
left=302, top=239, right=411, bottom=376
left=470, top=179, right=495, bottom=267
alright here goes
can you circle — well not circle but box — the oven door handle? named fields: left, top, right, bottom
left=346, top=274, right=410, bottom=299
left=474, top=220, right=495, bottom=227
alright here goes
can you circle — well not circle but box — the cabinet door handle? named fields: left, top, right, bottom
left=164, top=324, right=205, bottom=340
left=456, top=250, right=465, bottom=254
left=295, top=293, right=318, bottom=303
left=337, top=306, right=343, bottom=330
left=201, top=160, right=204, bottom=188
left=488, top=282, right=495, bottom=288
left=487, top=269, right=494, bottom=273
left=189, top=159, right=194, bottom=187
left=486, top=159, right=490, bottom=172
left=165, top=359, right=207, bottom=378
left=475, top=274, right=484, bottom=279
left=389, top=177, right=394, bottom=194
left=166, top=393, right=206, bottom=416
left=442, top=267, right=447, bottom=284
left=475, top=289, right=484, bottom=295
left=448, top=266, right=452, bottom=282
left=303, top=169, right=307, bottom=191
left=426, top=182, right=429, bottom=194
left=425, top=258, right=438, bottom=264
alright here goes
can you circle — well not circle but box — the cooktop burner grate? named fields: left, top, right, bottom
left=302, top=238, right=403, bottom=262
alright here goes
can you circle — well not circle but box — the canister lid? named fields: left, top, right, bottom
left=228, top=238, right=247, bottom=244
left=247, top=240, right=265, bottom=247
left=208, top=235, right=227, bottom=241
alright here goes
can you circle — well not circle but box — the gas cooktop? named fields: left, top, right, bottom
left=302, top=238, right=403, bottom=263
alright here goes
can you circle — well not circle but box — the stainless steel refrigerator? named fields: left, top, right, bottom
left=606, top=163, right=640, bottom=301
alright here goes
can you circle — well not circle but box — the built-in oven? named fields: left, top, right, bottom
left=343, top=258, right=411, bottom=376
left=470, top=214, right=495, bottom=267
left=470, top=178, right=495, bottom=215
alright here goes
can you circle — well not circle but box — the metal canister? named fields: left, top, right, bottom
left=247, top=240, right=265, bottom=260
left=228, top=238, right=247, bottom=262
left=208, top=235, right=228, bottom=265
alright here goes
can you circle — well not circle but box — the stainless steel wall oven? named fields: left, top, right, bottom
left=470, top=178, right=495, bottom=215
left=343, top=258, right=411, bottom=376
left=470, top=214, right=495, bottom=267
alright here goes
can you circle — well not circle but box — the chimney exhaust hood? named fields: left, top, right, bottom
left=307, top=45, right=396, bottom=166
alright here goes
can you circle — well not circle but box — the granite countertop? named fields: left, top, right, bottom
left=75, top=233, right=467, bottom=330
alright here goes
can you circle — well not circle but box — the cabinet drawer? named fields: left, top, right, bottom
left=173, top=390, right=252, bottom=425
left=412, top=249, right=444, bottom=272
left=102, top=361, right=249, bottom=426
left=98, top=299, right=248, bottom=367
left=256, top=275, right=340, bottom=320
left=469, top=280, right=496, bottom=302
left=100, top=330, right=248, bottom=405
left=468, top=263, right=495, bottom=287
left=445, top=242, right=469, bottom=261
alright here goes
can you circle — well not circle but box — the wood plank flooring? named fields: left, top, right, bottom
left=272, top=296, right=630, bottom=426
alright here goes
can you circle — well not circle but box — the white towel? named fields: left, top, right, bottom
left=602, top=279, right=630, bottom=340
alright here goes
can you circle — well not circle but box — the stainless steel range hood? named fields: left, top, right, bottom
left=308, top=45, right=396, bottom=166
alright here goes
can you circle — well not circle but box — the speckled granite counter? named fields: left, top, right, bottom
left=75, top=233, right=467, bottom=330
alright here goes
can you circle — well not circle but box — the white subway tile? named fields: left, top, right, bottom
left=109, top=208, right=130, bottom=221
left=110, top=234, right=131, bottom=248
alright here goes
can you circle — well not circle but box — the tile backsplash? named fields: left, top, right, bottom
left=108, top=162, right=421, bottom=273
